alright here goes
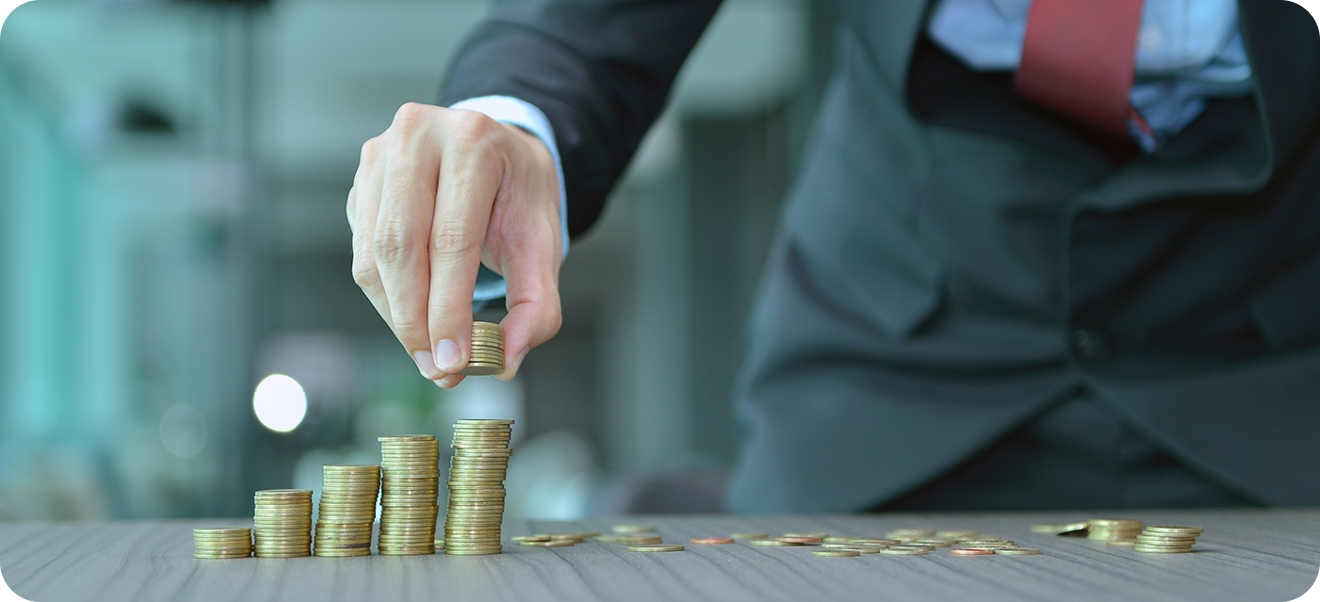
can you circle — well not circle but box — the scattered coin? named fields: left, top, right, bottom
left=513, top=535, right=551, bottom=543
left=995, top=548, right=1042, bottom=555
left=1031, top=522, right=1089, bottom=535
left=1087, top=518, right=1144, bottom=542
left=521, top=540, right=575, bottom=547
left=812, top=550, right=860, bottom=557
left=730, top=532, right=769, bottom=540
left=690, top=538, right=735, bottom=545
left=628, top=544, right=684, bottom=553
left=879, top=547, right=928, bottom=556
left=776, top=535, right=823, bottom=544
left=615, top=535, right=664, bottom=545
left=950, top=548, right=995, bottom=556
left=612, top=524, right=657, bottom=534
left=750, top=539, right=796, bottom=547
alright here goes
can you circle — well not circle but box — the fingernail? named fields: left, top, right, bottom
left=434, top=339, right=462, bottom=372
left=439, top=374, right=462, bottom=388
left=413, top=350, right=439, bottom=379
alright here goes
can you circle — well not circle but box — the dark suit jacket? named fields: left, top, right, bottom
left=440, top=0, right=1320, bottom=511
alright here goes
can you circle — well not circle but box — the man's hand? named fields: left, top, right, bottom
left=346, top=102, right=563, bottom=388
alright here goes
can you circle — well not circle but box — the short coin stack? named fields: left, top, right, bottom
left=1134, top=525, right=1203, bottom=554
left=253, top=490, right=313, bottom=557
left=460, top=322, right=504, bottom=376
left=193, top=528, right=252, bottom=559
left=1087, top=518, right=1144, bottom=543
left=378, top=435, right=441, bottom=555
left=314, top=464, right=381, bottom=557
left=444, top=419, right=514, bottom=555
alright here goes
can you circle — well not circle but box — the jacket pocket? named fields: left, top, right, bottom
left=1248, top=247, right=1320, bottom=353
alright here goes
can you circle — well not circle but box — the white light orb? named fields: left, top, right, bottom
left=253, top=374, right=307, bottom=433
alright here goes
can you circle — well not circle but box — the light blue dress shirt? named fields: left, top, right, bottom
left=928, top=0, right=1255, bottom=151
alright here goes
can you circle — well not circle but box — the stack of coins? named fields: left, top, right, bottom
left=193, top=528, right=252, bottom=559
left=460, top=322, right=504, bottom=376
left=314, top=464, right=381, bottom=557
left=1087, top=518, right=1143, bottom=543
left=1134, top=525, right=1203, bottom=554
left=444, top=419, right=514, bottom=555
left=378, top=435, right=441, bottom=555
left=253, top=490, right=313, bottom=557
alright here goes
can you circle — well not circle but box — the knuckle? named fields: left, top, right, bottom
left=350, top=254, right=381, bottom=290
left=430, top=220, right=480, bottom=257
left=447, top=110, right=498, bottom=146
left=373, top=219, right=416, bottom=265
left=392, top=102, right=432, bottom=131
left=359, top=137, right=380, bottom=163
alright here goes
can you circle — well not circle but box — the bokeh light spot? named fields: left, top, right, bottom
left=159, top=403, right=208, bottom=458
left=253, top=374, right=307, bottom=433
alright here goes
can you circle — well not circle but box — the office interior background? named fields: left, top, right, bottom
left=0, top=0, right=838, bottom=521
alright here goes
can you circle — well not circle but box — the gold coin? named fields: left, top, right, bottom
left=628, top=544, right=684, bottom=553
left=1134, top=545, right=1192, bottom=554
left=194, top=528, right=250, bottom=536
left=995, top=548, right=1042, bottom=555
left=520, top=540, right=574, bottom=547
left=812, top=550, right=859, bottom=557
left=749, top=539, right=795, bottom=546
left=730, top=532, right=769, bottom=540
left=879, top=548, right=928, bottom=556
left=614, top=536, right=663, bottom=545
left=1031, top=522, right=1088, bottom=534
left=1144, top=525, right=1204, bottom=535
left=460, top=364, right=502, bottom=376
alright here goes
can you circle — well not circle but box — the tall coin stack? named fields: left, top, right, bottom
left=314, top=464, right=381, bottom=557
left=444, top=419, right=514, bottom=555
left=460, top=321, right=504, bottom=376
left=1087, top=518, right=1143, bottom=543
left=378, top=435, right=440, bottom=555
left=193, top=528, right=252, bottom=559
left=253, top=489, right=313, bottom=557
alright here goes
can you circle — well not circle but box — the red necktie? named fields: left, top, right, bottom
left=1014, top=0, right=1146, bottom=138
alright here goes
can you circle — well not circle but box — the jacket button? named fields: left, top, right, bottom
left=1071, top=328, right=1112, bottom=365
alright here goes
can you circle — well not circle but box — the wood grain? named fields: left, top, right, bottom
left=2, top=508, right=1317, bottom=602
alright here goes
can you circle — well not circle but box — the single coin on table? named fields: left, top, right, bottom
left=879, top=547, right=929, bottom=556
left=690, top=538, right=735, bottom=545
left=995, top=548, right=1042, bottom=555
left=812, top=550, right=860, bottom=557
left=950, top=548, right=996, bottom=556
left=628, top=544, right=684, bottom=553
left=730, top=532, right=769, bottom=540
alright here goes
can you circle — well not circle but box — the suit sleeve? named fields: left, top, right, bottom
left=438, top=0, right=725, bottom=238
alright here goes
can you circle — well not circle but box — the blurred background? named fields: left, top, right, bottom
left=0, top=0, right=836, bottom=521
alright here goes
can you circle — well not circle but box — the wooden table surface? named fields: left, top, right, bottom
left=2, top=508, right=1317, bottom=602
